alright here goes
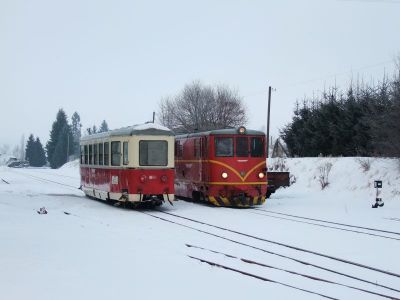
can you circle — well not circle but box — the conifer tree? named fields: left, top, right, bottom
left=25, top=134, right=35, bottom=165
left=25, top=135, right=47, bottom=167
left=99, top=120, right=109, bottom=133
left=46, top=109, right=73, bottom=168
left=33, top=137, right=47, bottom=167
left=71, top=112, right=82, bottom=158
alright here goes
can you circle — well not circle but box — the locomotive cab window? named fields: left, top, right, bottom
left=215, top=137, right=233, bottom=157
left=236, top=137, right=248, bottom=157
left=251, top=137, right=264, bottom=157
left=111, top=141, right=121, bottom=166
left=139, top=140, right=168, bottom=166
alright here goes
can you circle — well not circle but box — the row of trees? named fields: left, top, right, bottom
left=23, top=110, right=110, bottom=168
left=25, top=135, right=46, bottom=167
left=281, top=67, right=400, bottom=157
left=158, top=81, right=247, bottom=133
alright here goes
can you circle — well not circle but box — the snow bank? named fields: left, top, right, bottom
left=60, top=159, right=80, bottom=170
left=269, top=157, right=400, bottom=204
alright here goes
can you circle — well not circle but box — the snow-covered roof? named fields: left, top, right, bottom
left=176, top=127, right=265, bottom=139
left=80, top=123, right=174, bottom=142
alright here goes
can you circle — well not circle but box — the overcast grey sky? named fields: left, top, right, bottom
left=1, top=0, right=399, bottom=147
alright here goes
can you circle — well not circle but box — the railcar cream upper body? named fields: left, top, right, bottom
left=80, top=124, right=175, bottom=169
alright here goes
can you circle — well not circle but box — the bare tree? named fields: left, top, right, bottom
left=158, top=81, right=247, bottom=133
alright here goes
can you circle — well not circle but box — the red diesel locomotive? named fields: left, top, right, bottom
left=174, top=126, right=267, bottom=207
left=80, top=124, right=175, bottom=206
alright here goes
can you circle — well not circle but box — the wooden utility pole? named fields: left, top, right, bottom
left=266, top=86, right=272, bottom=158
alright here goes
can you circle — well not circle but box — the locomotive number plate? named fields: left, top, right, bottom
left=111, top=176, right=119, bottom=184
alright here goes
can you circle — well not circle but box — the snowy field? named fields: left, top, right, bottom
left=1, top=158, right=400, bottom=300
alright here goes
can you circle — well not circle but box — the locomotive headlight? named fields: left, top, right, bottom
left=258, top=172, right=265, bottom=179
left=221, top=172, right=228, bottom=179
left=238, top=126, right=246, bottom=134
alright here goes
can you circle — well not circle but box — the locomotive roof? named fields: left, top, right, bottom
left=176, top=128, right=265, bottom=139
left=80, top=123, right=174, bottom=141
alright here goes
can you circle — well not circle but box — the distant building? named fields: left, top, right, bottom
left=271, top=139, right=288, bottom=158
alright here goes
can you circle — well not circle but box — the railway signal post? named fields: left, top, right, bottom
left=372, top=180, right=384, bottom=208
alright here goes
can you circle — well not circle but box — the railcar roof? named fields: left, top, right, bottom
left=176, top=128, right=265, bottom=139
left=80, top=123, right=174, bottom=141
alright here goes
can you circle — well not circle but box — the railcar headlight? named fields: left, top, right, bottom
left=221, top=172, right=228, bottom=179
left=161, top=175, right=168, bottom=183
left=258, top=172, right=265, bottom=179
left=140, top=175, right=147, bottom=183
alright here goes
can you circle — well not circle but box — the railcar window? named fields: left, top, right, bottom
left=139, top=140, right=168, bottom=166
left=111, top=141, right=121, bottom=166
left=104, top=142, right=109, bottom=165
left=98, top=143, right=103, bottom=165
left=80, top=146, right=84, bottom=164
left=123, top=142, right=129, bottom=165
left=84, top=145, right=88, bottom=164
left=251, top=137, right=264, bottom=157
left=215, top=137, right=233, bottom=157
left=236, top=137, right=248, bottom=157
left=89, top=145, right=93, bottom=165
left=94, top=144, right=98, bottom=165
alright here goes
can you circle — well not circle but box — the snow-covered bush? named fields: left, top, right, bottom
left=356, top=157, right=372, bottom=172
left=318, top=162, right=333, bottom=189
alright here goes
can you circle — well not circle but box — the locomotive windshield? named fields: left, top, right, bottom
left=236, top=137, right=248, bottom=157
left=215, top=137, right=233, bottom=157
left=250, top=137, right=264, bottom=157
left=215, top=136, right=264, bottom=157
left=139, top=140, right=168, bottom=166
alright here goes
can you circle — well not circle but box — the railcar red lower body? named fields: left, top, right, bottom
left=80, top=167, right=174, bottom=205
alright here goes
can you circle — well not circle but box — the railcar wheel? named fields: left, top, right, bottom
left=192, top=191, right=200, bottom=202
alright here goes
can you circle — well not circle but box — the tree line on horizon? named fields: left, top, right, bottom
left=281, top=64, right=400, bottom=158
left=24, top=110, right=109, bottom=169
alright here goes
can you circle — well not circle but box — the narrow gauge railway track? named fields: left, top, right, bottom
left=255, top=209, right=400, bottom=236
left=8, top=169, right=80, bottom=191
left=384, top=217, right=400, bottom=222
left=156, top=210, right=400, bottom=279
left=27, top=169, right=78, bottom=180
left=187, top=244, right=400, bottom=300
left=248, top=210, right=400, bottom=242
left=141, top=210, right=400, bottom=295
left=189, top=255, right=341, bottom=300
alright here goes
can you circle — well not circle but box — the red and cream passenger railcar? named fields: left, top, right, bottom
left=175, top=127, right=267, bottom=207
left=80, top=124, right=175, bottom=206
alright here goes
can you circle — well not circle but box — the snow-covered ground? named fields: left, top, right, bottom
left=0, top=158, right=399, bottom=300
